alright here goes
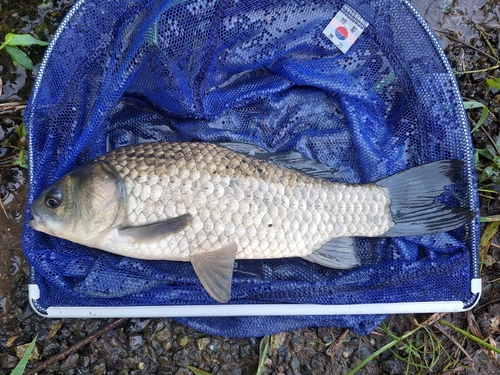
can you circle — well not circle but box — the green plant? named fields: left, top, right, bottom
left=256, top=335, right=270, bottom=375
left=0, top=33, right=49, bottom=70
left=11, top=335, right=38, bottom=375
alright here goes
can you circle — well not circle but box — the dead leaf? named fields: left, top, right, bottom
left=490, top=316, right=500, bottom=333
left=485, top=336, right=500, bottom=366
left=467, top=311, right=484, bottom=340
left=435, top=322, right=473, bottom=363
left=420, top=312, right=447, bottom=327
left=326, top=329, right=349, bottom=358
left=46, top=321, right=64, bottom=341
left=480, top=221, right=500, bottom=273
left=7, top=334, right=20, bottom=348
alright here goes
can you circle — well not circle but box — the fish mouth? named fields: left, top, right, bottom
left=28, top=206, right=48, bottom=233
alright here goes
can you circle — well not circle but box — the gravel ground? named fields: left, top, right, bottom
left=1, top=1, right=500, bottom=374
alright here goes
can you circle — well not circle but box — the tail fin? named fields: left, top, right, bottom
left=377, top=160, right=475, bottom=237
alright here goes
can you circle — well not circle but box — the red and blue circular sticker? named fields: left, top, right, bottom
left=322, top=7, right=368, bottom=53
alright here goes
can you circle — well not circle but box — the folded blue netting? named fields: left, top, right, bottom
left=24, top=0, right=479, bottom=337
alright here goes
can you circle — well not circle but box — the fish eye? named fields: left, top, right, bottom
left=44, top=187, right=63, bottom=209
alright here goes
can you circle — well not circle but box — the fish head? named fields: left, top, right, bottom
left=29, top=160, right=127, bottom=246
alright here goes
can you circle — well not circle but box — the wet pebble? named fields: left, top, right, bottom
left=156, top=326, right=172, bottom=342
left=356, top=345, right=373, bottom=360
left=310, top=353, right=325, bottom=370
left=42, top=338, right=60, bottom=356
left=176, top=333, right=190, bottom=347
left=195, top=336, right=210, bottom=351
left=290, top=336, right=304, bottom=352
left=15, top=341, right=40, bottom=363
left=207, top=338, right=221, bottom=354
left=125, top=318, right=152, bottom=334
left=60, top=352, right=79, bottom=372
left=129, top=334, right=145, bottom=351
left=0, top=353, right=19, bottom=369
left=91, top=358, right=107, bottom=375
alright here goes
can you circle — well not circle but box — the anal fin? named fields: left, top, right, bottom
left=190, top=242, right=238, bottom=303
left=304, top=237, right=360, bottom=269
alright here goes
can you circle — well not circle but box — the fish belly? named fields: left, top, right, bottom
left=98, top=142, right=393, bottom=260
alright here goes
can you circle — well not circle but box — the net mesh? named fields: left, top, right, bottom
left=24, top=0, right=479, bottom=337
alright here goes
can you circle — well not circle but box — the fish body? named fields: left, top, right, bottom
left=30, top=142, right=473, bottom=302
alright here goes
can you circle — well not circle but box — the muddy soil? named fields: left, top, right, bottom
left=1, top=0, right=500, bottom=374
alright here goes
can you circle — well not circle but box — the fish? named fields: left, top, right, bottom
left=29, top=141, right=474, bottom=303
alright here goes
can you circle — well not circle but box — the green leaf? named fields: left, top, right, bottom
left=486, top=77, right=500, bottom=90
left=5, top=33, right=49, bottom=47
left=12, top=150, right=27, bottom=169
left=256, top=336, right=270, bottom=375
left=464, top=101, right=489, bottom=133
left=440, top=320, right=500, bottom=354
left=4, top=45, right=34, bottom=70
left=187, top=366, right=211, bottom=375
left=11, top=335, right=38, bottom=375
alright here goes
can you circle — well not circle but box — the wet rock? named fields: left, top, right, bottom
left=91, top=358, right=107, bottom=375
left=195, top=336, right=210, bottom=351
left=129, top=334, right=145, bottom=352
left=15, top=341, right=40, bottom=363
left=172, top=348, right=189, bottom=367
left=240, top=344, right=253, bottom=358
left=176, top=333, right=189, bottom=347
left=278, top=344, right=291, bottom=364
left=0, top=352, right=19, bottom=369
left=60, top=352, right=79, bottom=372
left=290, top=336, right=304, bottom=352
left=42, top=338, right=61, bottom=356
left=310, top=353, right=325, bottom=370
left=158, top=356, right=171, bottom=367
left=380, top=358, right=407, bottom=375
left=155, top=326, right=172, bottom=342
left=207, top=339, right=221, bottom=354
left=125, top=319, right=152, bottom=334
left=290, top=355, right=300, bottom=371
left=356, top=345, right=373, bottom=360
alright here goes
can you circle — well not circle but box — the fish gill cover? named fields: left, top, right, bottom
left=23, top=0, right=479, bottom=337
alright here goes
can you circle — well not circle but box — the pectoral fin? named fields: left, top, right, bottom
left=190, top=242, right=238, bottom=303
left=118, top=213, right=193, bottom=243
left=303, top=237, right=360, bottom=269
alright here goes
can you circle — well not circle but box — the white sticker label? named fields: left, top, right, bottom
left=323, top=5, right=369, bottom=53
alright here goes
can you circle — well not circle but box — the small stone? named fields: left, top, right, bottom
left=156, top=327, right=172, bottom=342
left=108, top=335, right=122, bottom=348
left=161, top=340, right=172, bottom=351
left=15, top=341, right=40, bottom=363
left=195, top=337, right=210, bottom=351
left=290, top=336, right=304, bottom=352
left=0, top=353, right=19, bottom=369
left=42, top=339, right=60, bottom=356
left=290, top=356, right=300, bottom=371
left=158, top=356, right=171, bottom=367
left=207, top=339, right=221, bottom=354
left=91, top=358, right=107, bottom=375
left=310, top=353, right=325, bottom=370
left=342, top=351, right=350, bottom=358
left=230, top=343, right=240, bottom=356
left=60, top=353, right=79, bottom=372
left=125, top=319, right=152, bottom=334
left=240, top=344, right=252, bottom=358
left=356, top=345, right=373, bottom=360
left=176, top=333, right=189, bottom=347
left=129, top=334, right=145, bottom=351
